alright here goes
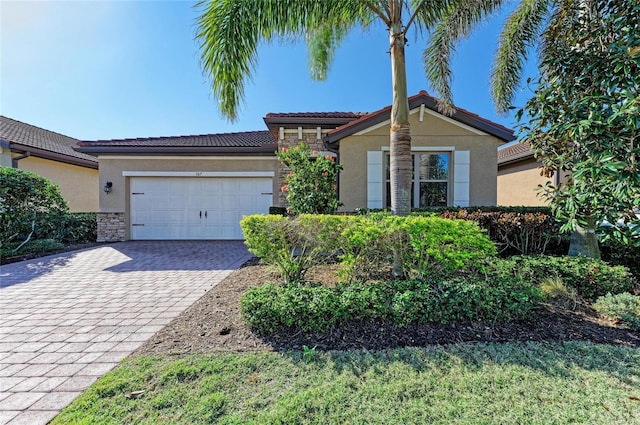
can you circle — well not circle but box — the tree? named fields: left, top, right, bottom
left=518, top=0, right=640, bottom=256
left=196, top=0, right=503, bottom=217
left=428, top=0, right=639, bottom=256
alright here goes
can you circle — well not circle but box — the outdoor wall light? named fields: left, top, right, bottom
left=104, top=181, right=113, bottom=194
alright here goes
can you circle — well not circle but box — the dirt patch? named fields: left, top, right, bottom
left=134, top=259, right=640, bottom=356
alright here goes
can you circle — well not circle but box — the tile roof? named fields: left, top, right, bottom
left=78, top=130, right=275, bottom=147
left=76, top=131, right=277, bottom=155
left=324, top=90, right=516, bottom=143
left=497, top=141, right=534, bottom=165
left=0, top=116, right=98, bottom=166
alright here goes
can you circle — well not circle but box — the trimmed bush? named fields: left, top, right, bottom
left=242, top=214, right=496, bottom=283
left=399, top=215, right=496, bottom=277
left=493, top=255, right=636, bottom=300
left=1, top=167, right=68, bottom=246
left=240, top=274, right=544, bottom=335
left=241, top=214, right=350, bottom=283
left=594, top=293, right=640, bottom=330
left=240, top=282, right=341, bottom=333
left=359, top=207, right=566, bottom=255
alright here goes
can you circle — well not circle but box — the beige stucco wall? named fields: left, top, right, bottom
left=338, top=110, right=503, bottom=211
left=497, top=160, right=549, bottom=206
left=497, top=158, right=571, bottom=206
left=98, top=156, right=278, bottom=238
left=13, top=155, right=99, bottom=212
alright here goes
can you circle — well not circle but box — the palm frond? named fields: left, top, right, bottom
left=423, top=0, right=505, bottom=115
left=491, top=0, right=551, bottom=114
left=196, top=0, right=370, bottom=121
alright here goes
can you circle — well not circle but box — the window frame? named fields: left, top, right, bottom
left=384, top=151, right=452, bottom=208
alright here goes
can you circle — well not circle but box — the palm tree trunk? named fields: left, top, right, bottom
left=389, top=15, right=412, bottom=277
left=389, top=19, right=412, bottom=217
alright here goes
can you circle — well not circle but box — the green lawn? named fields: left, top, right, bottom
left=53, top=342, right=639, bottom=424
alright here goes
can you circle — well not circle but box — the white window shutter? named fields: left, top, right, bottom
left=453, top=150, right=470, bottom=206
left=367, top=151, right=383, bottom=209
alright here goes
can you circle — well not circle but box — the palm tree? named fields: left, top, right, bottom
left=196, top=0, right=503, bottom=217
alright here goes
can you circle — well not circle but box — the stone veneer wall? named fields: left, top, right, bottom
left=97, top=212, right=126, bottom=242
left=277, top=132, right=328, bottom=205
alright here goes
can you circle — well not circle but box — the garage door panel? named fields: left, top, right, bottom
left=130, top=177, right=272, bottom=240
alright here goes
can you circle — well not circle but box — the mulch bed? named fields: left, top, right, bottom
left=134, top=258, right=639, bottom=356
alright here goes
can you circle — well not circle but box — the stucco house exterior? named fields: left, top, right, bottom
left=0, top=116, right=99, bottom=212
left=75, top=91, right=515, bottom=242
left=497, top=141, right=570, bottom=206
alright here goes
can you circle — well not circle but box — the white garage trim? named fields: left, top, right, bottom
left=123, top=171, right=274, bottom=177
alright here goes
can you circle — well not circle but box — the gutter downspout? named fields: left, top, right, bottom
left=12, top=151, right=31, bottom=168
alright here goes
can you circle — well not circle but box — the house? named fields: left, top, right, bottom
left=0, top=116, right=99, bottom=212
left=497, top=141, right=568, bottom=206
left=75, top=91, right=515, bottom=242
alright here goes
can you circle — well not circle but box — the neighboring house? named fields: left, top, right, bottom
left=0, top=116, right=99, bottom=212
left=75, top=91, right=515, bottom=242
left=497, top=141, right=569, bottom=206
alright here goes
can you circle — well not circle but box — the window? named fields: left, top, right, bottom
left=385, top=152, right=450, bottom=208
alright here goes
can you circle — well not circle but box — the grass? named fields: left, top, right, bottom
left=53, top=342, right=640, bottom=424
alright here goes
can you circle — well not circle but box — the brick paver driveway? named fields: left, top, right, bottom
left=0, top=241, right=251, bottom=425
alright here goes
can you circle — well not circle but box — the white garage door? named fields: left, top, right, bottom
left=130, top=177, right=272, bottom=240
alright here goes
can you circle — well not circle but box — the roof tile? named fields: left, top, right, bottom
left=77, top=130, right=276, bottom=148
left=497, top=141, right=533, bottom=164
left=0, top=116, right=97, bottom=163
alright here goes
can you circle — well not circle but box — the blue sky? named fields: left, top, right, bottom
left=1, top=1, right=538, bottom=141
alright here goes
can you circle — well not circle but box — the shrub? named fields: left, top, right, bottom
left=422, top=273, right=544, bottom=324
left=601, top=241, right=640, bottom=282
left=493, top=255, right=636, bottom=300
left=240, top=273, right=544, bottom=335
left=419, top=208, right=565, bottom=255
left=399, top=216, right=496, bottom=277
left=35, top=212, right=97, bottom=244
left=594, top=293, right=640, bottom=330
left=338, top=214, right=399, bottom=282
left=0, top=239, right=64, bottom=258
left=0, top=167, right=68, bottom=247
left=358, top=207, right=568, bottom=255
left=243, top=214, right=496, bottom=283
left=241, top=214, right=348, bottom=283
left=276, top=143, right=343, bottom=214
left=240, top=282, right=341, bottom=333
left=338, top=214, right=496, bottom=282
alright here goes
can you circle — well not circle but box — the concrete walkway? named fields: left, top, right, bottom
left=0, top=241, right=251, bottom=425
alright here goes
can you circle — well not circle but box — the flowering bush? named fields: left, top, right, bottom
left=276, top=143, right=343, bottom=214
